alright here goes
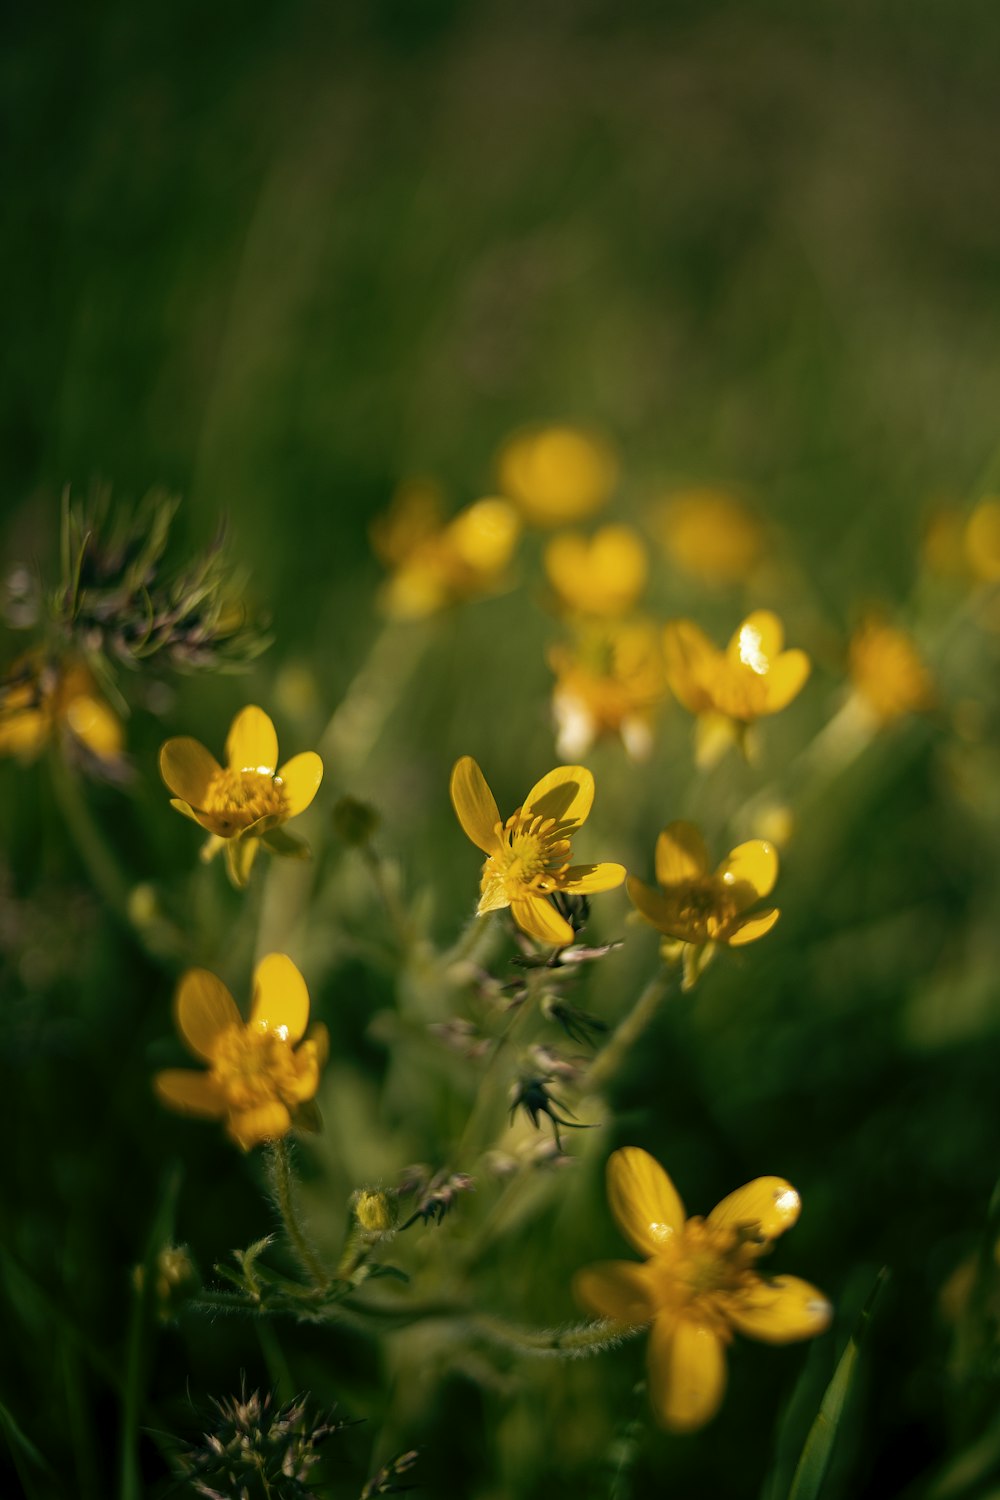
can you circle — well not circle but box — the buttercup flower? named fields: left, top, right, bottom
left=160, top=705, right=323, bottom=888
left=155, top=954, right=328, bottom=1150
left=663, top=610, right=810, bottom=766
left=965, top=498, right=1000, bottom=583
left=548, top=621, right=667, bottom=760
left=0, top=650, right=125, bottom=775
left=652, top=488, right=763, bottom=585
left=627, top=821, right=779, bottom=988
left=848, top=617, right=934, bottom=724
left=372, top=481, right=520, bottom=619
left=574, top=1148, right=831, bottom=1431
left=544, top=525, right=648, bottom=619
left=450, top=756, right=625, bottom=946
left=497, top=425, right=618, bottom=527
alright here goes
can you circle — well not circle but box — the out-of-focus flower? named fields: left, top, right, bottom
left=966, top=498, right=1000, bottom=583
left=921, top=504, right=968, bottom=579
left=450, top=756, right=625, bottom=947
left=160, top=705, right=323, bottom=888
left=497, top=425, right=618, bottom=527
left=663, top=610, right=810, bottom=766
left=848, top=617, right=934, bottom=724
left=0, top=650, right=125, bottom=776
left=652, top=489, right=763, bottom=585
left=155, top=954, right=328, bottom=1151
left=549, top=621, right=667, bottom=760
left=574, top=1148, right=831, bottom=1431
left=372, top=481, right=520, bottom=619
left=56, top=486, right=269, bottom=673
left=627, top=821, right=779, bottom=989
left=544, top=525, right=648, bottom=619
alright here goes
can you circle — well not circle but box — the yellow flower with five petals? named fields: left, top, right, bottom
left=543, top=525, right=649, bottom=619
left=627, top=821, right=779, bottom=988
left=154, top=954, right=328, bottom=1151
left=574, top=1148, right=831, bottom=1431
left=160, top=705, right=323, bottom=888
left=450, top=756, right=625, bottom=947
left=663, top=610, right=810, bottom=766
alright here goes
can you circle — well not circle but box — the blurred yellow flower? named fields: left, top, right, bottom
left=627, top=822, right=779, bottom=987
left=450, top=756, right=625, bottom=946
left=548, top=621, right=667, bottom=760
left=966, top=498, right=1000, bottom=583
left=372, top=481, right=521, bottom=619
left=848, top=617, right=934, bottom=724
left=497, top=425, right=618, bottom=527
left=574, top=1147, right=831, bottom=1431
left=155, top=954, right=328, bottom=1151
left=0, top=651, right=124, bottom=770
left=653, top=488, right=763, bottom=585
left=160, top=705, right=323, bottom=888
left=544, top=525, right=648, bottom=619
left=663, top=610, right=810, bottom=765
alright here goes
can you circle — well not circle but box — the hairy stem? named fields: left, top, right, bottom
left=267, top=1140, right=330, bottom=1291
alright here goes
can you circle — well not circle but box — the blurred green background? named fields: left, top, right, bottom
left=4, top=2, right=1000, bottom=1497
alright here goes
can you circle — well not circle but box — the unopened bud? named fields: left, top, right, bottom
left=332, top=795, right=381, bottom=847
left=351, top=1187, right=398, bottom=1241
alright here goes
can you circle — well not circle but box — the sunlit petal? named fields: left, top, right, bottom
left=717, top=839, right=778, bottom=902
left=662, top=620, right=716, bottom=713
left=655, top=822, right=710, bottom=885
left=278, top=751, right=324, bottom=816
left=728, top=1276, right=833, bottom=1345
left=647, top=1316, right=727, bottom=1432
left=250, top=953, right=310, bottom=1043
left=725, top=907, right=780, bottom=945
left=708, top=1177, right=801, bottom=1242
left=561, top=862, right=626, bottom=894
left=763, top=649, right=811, bottom=712
left=450, top=756, right=503, bottom=854
left=572, top=1260, right=656, bottom=1325
left=174, top=969, right=241, bottom=1061
left=523, top=765, right=595, bottom=826
left=226, top=705, right=279, bottom=773
left=626, top=876, right=699, bottom=941
left=510, top=896, right=575, bottom=947
left=728, top=609, right=784, bottom=666
left=154, top=1069, right=227, bottom=1118
left=607, top=1147, right=685, bottom=1255
left=160, top=737, right=221, bottom=805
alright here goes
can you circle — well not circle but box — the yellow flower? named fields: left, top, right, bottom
left=627, top=822, right=779, bottom=987
left=449, top=756, right=625, bottom=946
left=544, top=525, right=648, bottom=619
left=966, top=498, right=1000, bottom=583
left=372, top=481, right=521, bottom=619
left=848, top=617, right=934, bottom=724
left=155, top=954, right=328, bottom=1151
left=160, top=705, right=323, bottom=888
left=574, top=1148, right=831, bottom=1431
left=497, top=425, right=618, bottom=527
left=548, top=621, right=667, bottom=760
left=663, top=610, right=810, bottom=765
left=652, top=489, right=763, bottom=585
left=0, top=651, right=124, bottom=769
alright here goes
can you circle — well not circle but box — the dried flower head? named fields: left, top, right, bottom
left=177, top=1386, right=347, bottom=1499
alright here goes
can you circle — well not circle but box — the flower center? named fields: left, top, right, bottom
left=490, top=811, right=573, bottom=897
left=204, top=768, right=286, bottom=833
left=648, top=1217, right=763, bottom=1335
left=703, top=659, right=770, bottom=721
left=210, top=1024, right=299, bottom=1111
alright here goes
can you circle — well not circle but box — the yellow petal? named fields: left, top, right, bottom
left=154, top=1069, right=227, bottom=1118
left=250, top=953, right=310, bottom=1043
left=626, top=875, right=700, bottom=941
left=728, top=610, right=784, bottom=666
left=174, top=969, right=241, bottom=1061
left=226, top=1101, right=293, bottom=1151
left=446, top=497, right=521, bottom=571
left=65, top=693, right=123, bottom=758
left=560, top=862, right=626, bottom=894
left=725, top=907, right=780, bottom=945
left=291, top=1024, right=329, bottom=1102
left=662, top=620, right=716, bottom=713
left=717, top=839, right=778, bottom=903
left=763, top=649, right=811, bottom=712
left=450, top=756, right=503, bottom=854
left=607, top=1147, right=685, bottom=1256
left=694, top=711, right=740, bottom=769
left=572, top=1261, right=656, bottom=1325
left=224, top=834, right=260, bottom=889
left=708, top=1177, right=801, bottom=1242
left=226, top=705, right=278, bottom=773
left=510, top=896, right=575, bottom=947
left=647, top=1316, right=727, bottom=1432
left=728, top=1276, right=833, bottom=1345
left=278, top=751, right=323, bottom=816
left=655, top=822, right=709, bottom=885
left=523, top=765, right=594, bottom=826
left=159, top=737, right=221, bottom=805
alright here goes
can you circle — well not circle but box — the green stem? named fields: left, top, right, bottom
left=318, top=620, right=437, bottom=777
left=583, top=972, right=671, bottom=1094
left=466, top=1312, right=646, bottom=1359
left=267, top=1140, right=330, bottom=1290
left=362, top=845, right=413, bottom=952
